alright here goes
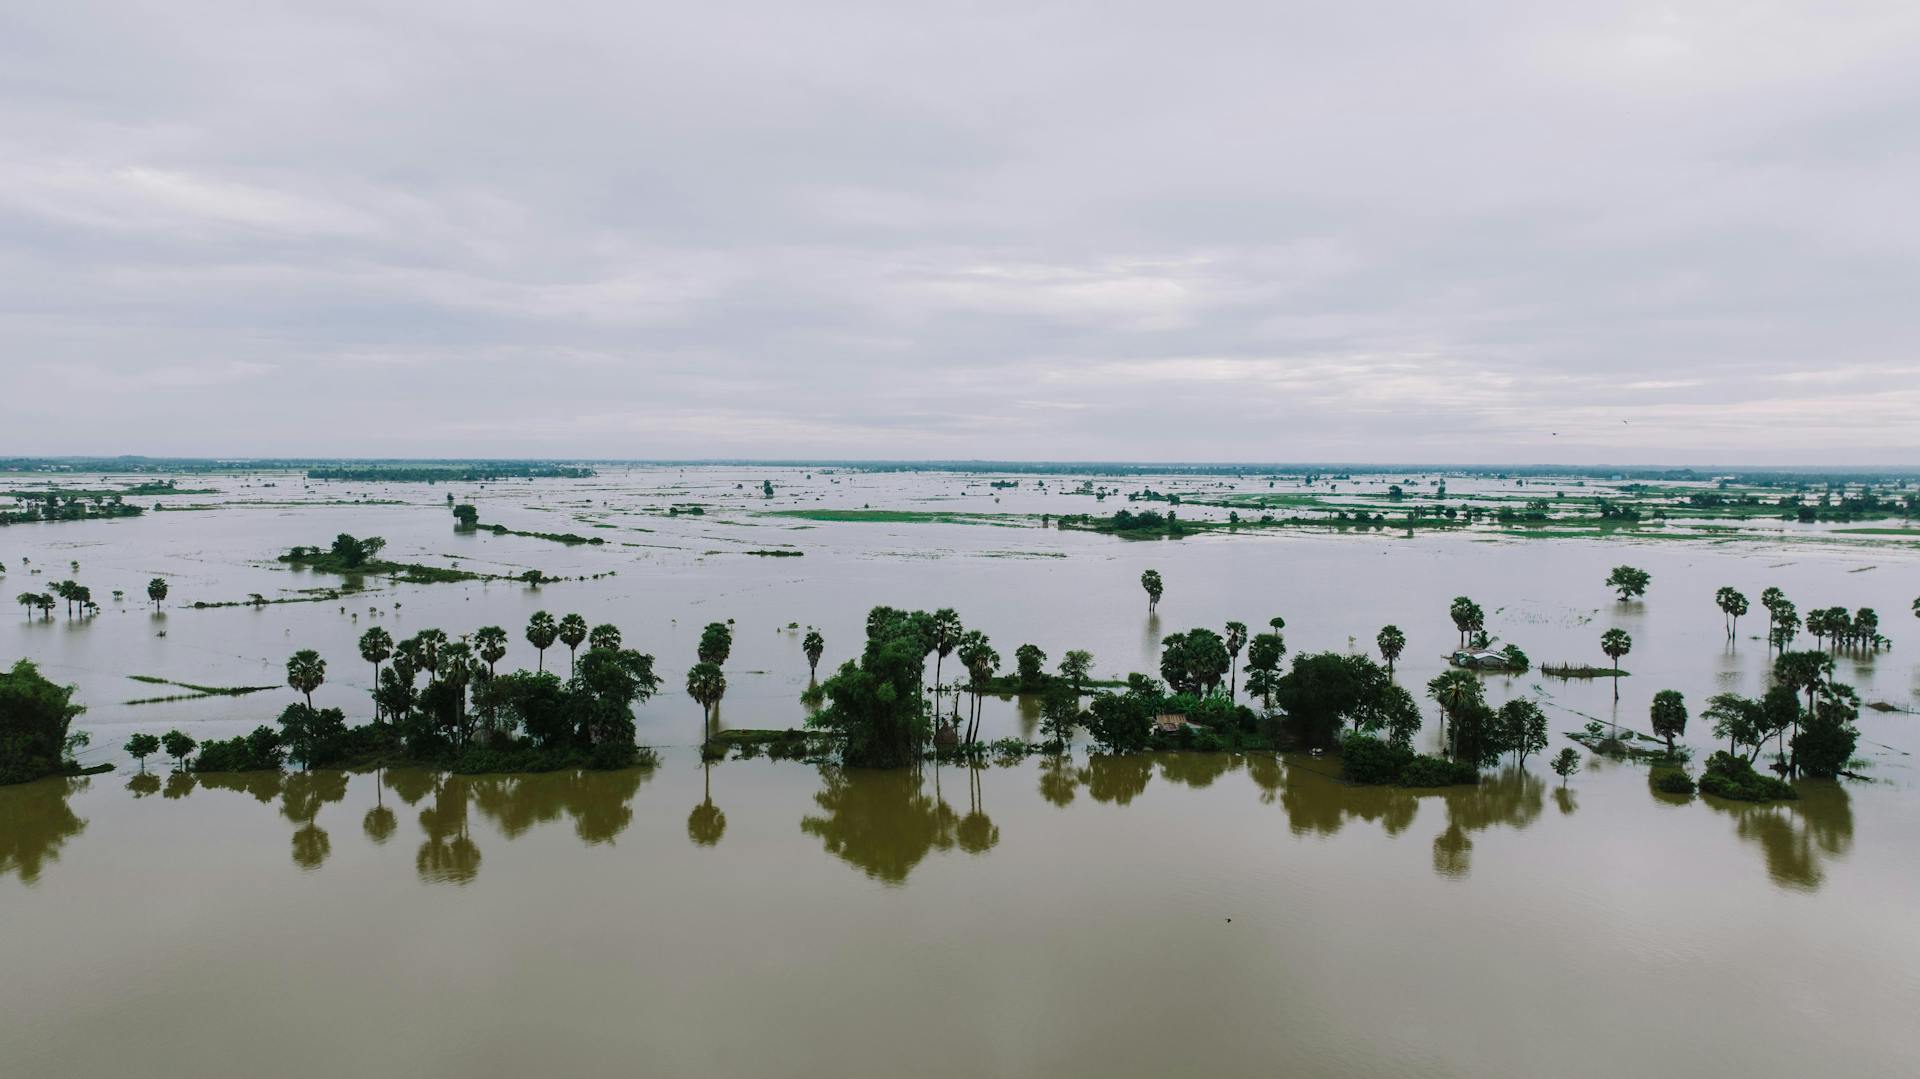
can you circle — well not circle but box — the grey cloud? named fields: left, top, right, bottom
left=2, top=1, right=1918, bottom=462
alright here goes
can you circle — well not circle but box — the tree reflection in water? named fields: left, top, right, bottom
left=1084, top=754, right=1152, bottom=805
left=1706, top=781, right=1852, bottom=892
left=126, top=772, right=160, bottom=799
left=467, top=766, right=650, bottom=846
left=0, top=776, right=89, bottom=884
left=282, top=771, right=348, bottom=871
left=1429, top=767, right=1545, bottom=880
left=1038, top=753, right=1079, bottom=807
left=1277, top=757, right=1419, bottom=839
left=363, top=767, right=397, bottom=844
left=416, top=775, right=481, bottom=885
left=803, top=763, right=999, bottom=884
left=687, top=761, right=726, bottom=847
left=956, top=764, right=999, bottom=854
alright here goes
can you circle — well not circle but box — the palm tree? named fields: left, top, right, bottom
left=358, top=627, right=393, bottom=719
left=1600, top=628, right=1631, bottom=698
left=687, top=662, right=727, bottom=740
left=1223, top=622, right=1247, bottom=701
left=16, top=592, right=36, bottom=621
left=147, top=577, right=168, bottom=611
left=413, top=628, right=448, bottom=683
left=1376, top=625, right=1406, bottom=677
left=287, top=649, right=327, bottom=711
left=1448, top=596, right=1483, bottom=649
left=1140, top=569, right=1163, bottom=613
left=525, top=611, right=558, bottom=672
left=930, top=608, right=962, bottom=716
left=589, top=623, right=622, bottom=652
left=1426, top=669, right=1481, bottom=760
left=558, top=613, right=588, bottom=674
left=964, top=644, right=999, bottom=747
left=803, top=629, right=825, bottom=679
left=1715, top=587, right=1748, bottom=640
left=474, top=625, right=508, bottom=676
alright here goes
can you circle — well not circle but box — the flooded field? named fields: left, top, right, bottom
left=4, top=465, right=1919, bottom=1077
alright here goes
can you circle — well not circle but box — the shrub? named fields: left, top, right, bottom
left=194, top=726, right=286, bottom=773
left=1651, top=765, right=1696, bottom=795
left=1697, top=751, right=1798, bottom=802
left=1340, top=734, right=1479, bottom=787
left=1340, top=733, right=1413, bottom=784
left=1399, top=755, right=1480, bottom=788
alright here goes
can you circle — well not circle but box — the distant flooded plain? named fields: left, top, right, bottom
left=4, top=466, right=1918, bottom=1077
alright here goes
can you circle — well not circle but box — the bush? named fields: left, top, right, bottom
left=1340, top=734, right=1479, bottom=787
left=1697, top=751, right=1798, bottom=802
left=194, top=726, right=286, bottom=773
left=1651, top=765, right=1696, bottom=795
left=1340, top=733, right=1413, bottom=784
left=1398, top=755, right=1480, bottom=788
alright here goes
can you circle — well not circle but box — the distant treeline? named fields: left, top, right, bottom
left=308, top=465, right=595, bottom=482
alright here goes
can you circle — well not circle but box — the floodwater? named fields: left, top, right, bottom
left=3, top=465, right=1919, bottom=1077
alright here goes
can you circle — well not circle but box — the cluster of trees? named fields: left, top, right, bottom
left=0, top=491, right=143, bottom=526
left=124, top=612, right=664, bottom=776
left=0, top=660, right=89, bottom=784
left=1698, top=651, right=1862, bottom=778
left=1727, top=586, right=1895, bottom=654
left=13, top=575, right=164, bottom=620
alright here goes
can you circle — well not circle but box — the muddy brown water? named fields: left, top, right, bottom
left=3, top=466, right=1918, bottom=1076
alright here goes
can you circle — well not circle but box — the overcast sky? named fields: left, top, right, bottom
left=3, top=2, right=1918, bottom=463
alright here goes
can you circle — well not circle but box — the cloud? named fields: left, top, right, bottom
left=1, top=1, right=1917, bottom=462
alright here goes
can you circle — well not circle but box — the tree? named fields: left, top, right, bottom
left=1223, top=622, right=1248, bottom=700
left=697, top=622, right=733, bottom=666
left=1714, top=587, right=1748, bottom=639
left=929, top=608, right=962, bottom=710
left=1600, top=628, right=1632, bottom=694
left=1649, top=690, right=1687, bottom=757
left=0, top=660, right=86, bottom=784
left=1159, top=629, right=1229, bottom=696
left=474, top=625, right=508, bottom=676
left=960, top=636, right=1000, bottom=746
left=452, top=503, right=479, bottom=528
left=809, top=607, right=935, bottom=767
left=1039, top=686, right=1078, bottom=751
left=1497, top=699, right=1548, bottom=764
left=1014, top=643, right=1048, bottom=690
left=413, top=628, right=448, bottom=683
left=1448, top=596, right=1483, bottom=649
left=1606, top=565, right=1651, bottom=601
left=558, top=613, right=588, bottom=673
left=1058, top=650, right=1092, bottom=697
left=803, top=629, right=825, bottom=678
left=287, top=649, right=326, bottom=711
left=1704, top=693, right=1765, bottom=760
left=686, top=662, right=727, bottom=739
left=589, top=623, right=623, bottom=653
left=1426, top=669, right=1484, bottom=760
left=1551, top=748, right=1581, bottom=785
left=1768, top=600, right=1800, bottom=652
left=1376, top=624, right=1406, bottom=677
left=525, top=611, right=558, bottom=672
left=1140, top=569, right=1163, bottom=613
left=124, top=732, right=161, bottom=771
left=16, top=592, right=37, bottom=621
left=1244, top=631, right=1286, bottom=710
left=1084, top=688, right=1155, bottom=754
left=147, top=577, right=169, bottom=611
left=160, top=729, right=197, bottom=770
left=359, top=627, right=393, bottom=719
left=1274, top=652, right=1400, bottom=748
left=278, top=704, right=348, bottom=770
